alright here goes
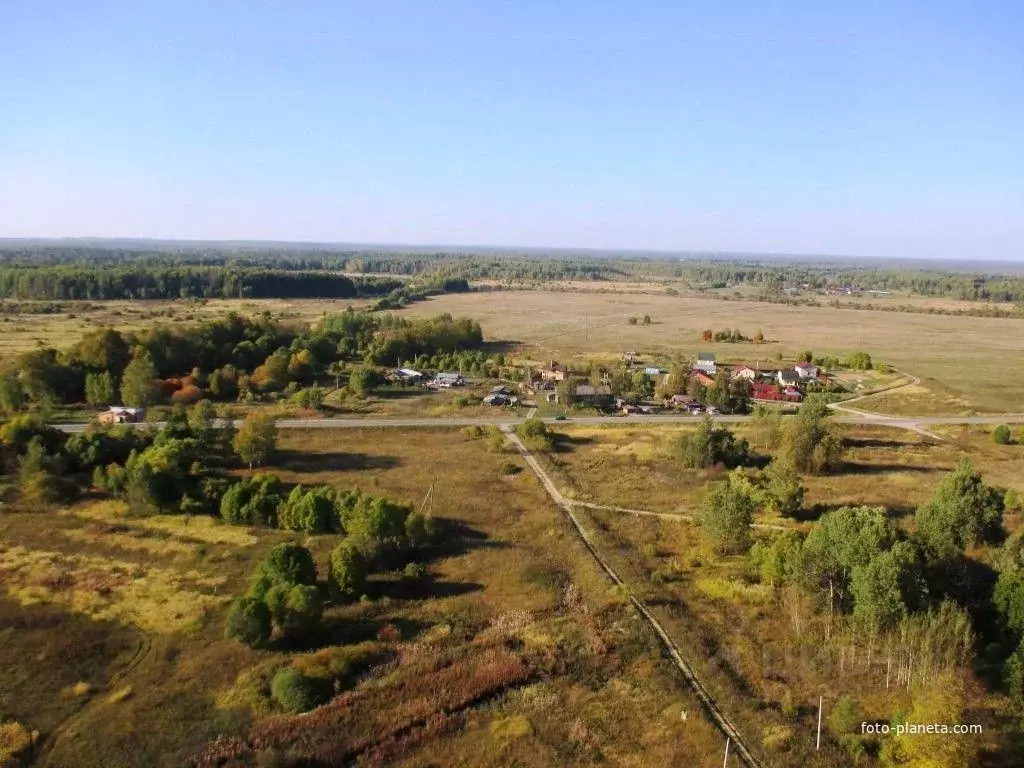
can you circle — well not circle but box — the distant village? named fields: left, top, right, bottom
left=388, top=351, right=841, bottom=416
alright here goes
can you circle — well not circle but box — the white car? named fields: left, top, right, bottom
left=706, top=406, right=720, bottom=415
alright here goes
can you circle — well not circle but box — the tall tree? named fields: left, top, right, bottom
left=233, top=411, right=278, bottom=470
left=120, top=351, right=159, bottom=407
left=915, top=459, right=1004, bottom=563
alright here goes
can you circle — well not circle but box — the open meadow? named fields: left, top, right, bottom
left=0, top=427, right=733, bottom=768
left=399, top=290, right=1024, bottom=414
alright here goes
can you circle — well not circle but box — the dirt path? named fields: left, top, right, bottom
left=502, top=426, right=765, bottom=768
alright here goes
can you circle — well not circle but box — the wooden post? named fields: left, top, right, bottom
left=723, top=737, right=730, bottom=766
left=816, top=695, right=823, bottom=750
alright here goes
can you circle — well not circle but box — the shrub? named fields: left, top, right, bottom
left=675, top=415, right=750, bottom=469
left=516, top=418, right=552, bottom=451
left=502, top=461, right=523, bottom=476
left=698, top=475, right=756, bottom=553
left=403, top=562, right=428, bottom=579
left=270, top=668, right=328, bottom=713
left=993, top=424, right=1013, bottom=445
left=224, top=596, right=272, bottom=648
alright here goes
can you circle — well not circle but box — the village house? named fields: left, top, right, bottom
left=795, top=362, right=819, bottom=379
left=573, top=383, right=613, bottom=407
left=694, top=352, right=716, bottom=374
left=97, top=406, right=145, bottom=424
left=393, top=367, right=423, bottom=383
left=777, top=369, right=801, bottom=387
left=691, top=370, right=715, bottom=388
left=430, top=372, right=465, bottom=388
left=732, top=365, right=757, bottom=380
left=751, top=381, right=802, bottom=403
left=539, top=361, right=568, bottom=382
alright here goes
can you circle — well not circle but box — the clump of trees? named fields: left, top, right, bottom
left=675, top=416, right=751, bottom=469
left=776, top=398, right=844, bottom=474
left=700, top=328, right=751, bottom=343
left=914, top=459, right=1004, bottom=563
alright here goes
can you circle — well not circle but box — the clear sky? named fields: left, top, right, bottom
left=1, top=1, right=1022, bottom=259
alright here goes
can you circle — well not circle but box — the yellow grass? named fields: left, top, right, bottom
left=67, top=500, right=259, bottom=547
left=0, top=542, right=229, bottom=632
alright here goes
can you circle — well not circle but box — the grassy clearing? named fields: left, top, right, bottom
left=400, top=290, right=1024, bottom=412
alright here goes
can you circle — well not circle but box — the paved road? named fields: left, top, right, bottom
left=53, top=412, right=1024, bottom=434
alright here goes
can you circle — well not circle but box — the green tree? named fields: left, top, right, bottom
left=220, top=473, right=283, bottom=527
left=851, top=541, right=926, bottom=634
left=915, top=459, right=1004, bottom=562
left=750, top=404, right=782, bottom=451
left=279, top=484, right=339, bottom=534
left=0, top=371, right=23, bottom=415
left=265, top=583, right=323, bottom=636
left=827, top=697, right=866, bottom=764
left=250, top=542, right=317, bottom=600
left=698, top=474, right=756, bottom=553
left=84, top=371, right=116, bottom=406
left=224, top=596, right=272, bottom=648
left=330, top=540, right=369, bottom=600
left=233, top=411, right=277, bottom=470
left=801, top=506, right=895, bottom=614
left=120, top=350, right=159, bottom=407
left=750, top=529, right=804, bottom=587
left=778, top=397, right=843, bottom=474
left=676, top=415, right=750, bottom=469
left=348, top=365, right=382, bottom=397
left=761, top=462, right=805, bottom=517
left=1006, top=640, right=1024, bottom=711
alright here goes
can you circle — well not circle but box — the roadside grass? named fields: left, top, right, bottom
left=399, top=289, right=1024, bottom=412
left=2, top=428, right=729, bottom=767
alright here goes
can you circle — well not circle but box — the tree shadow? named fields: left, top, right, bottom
left=550, top=433, right=595, bottom=454
left=837, top=461, right=935, bottom=475
left=275, top=450, right=401, bottom=473
left=842, top=437, right=915, bottom=449
left=283, top=615, right=431, bottom=650
left=369, top=576, right=484, bottom=602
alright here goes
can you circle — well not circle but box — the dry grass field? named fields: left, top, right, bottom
left=0, top=428, right=734, bottom=768
left=400, top=290, right=1024, bottom=413
left=528, top=422, right=1023, bottom=764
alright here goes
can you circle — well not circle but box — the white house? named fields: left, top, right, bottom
left=695, top=352, right=716, bottom=374
left=795, top=363, right=819, bottom=379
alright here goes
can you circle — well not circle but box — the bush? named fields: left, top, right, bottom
left=403, top=562, right=428, bottom=579
left=675, top=415, right=750, bottom=469
left=250, top=543, right=318, bottom=600
left=993, top=424, right=1013, bottom=445
left=516, top=418, right=553, bottom=451
left=502, top=461, right=523, bottom=476
left=330, top=541, right=369, bottom=600
left=270, top=668, right=329, bottom=713
left=224, top=596, right=272, bottom=648
left=265, top=583, right=323, bottom=636
left=698, top=475, right=756, bottom=553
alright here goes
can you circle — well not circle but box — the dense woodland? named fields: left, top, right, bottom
left=1, top=243, right=1023, bottom=303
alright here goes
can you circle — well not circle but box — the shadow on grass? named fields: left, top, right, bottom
left=842, top=436, right=917, bottom=450
left=370, top=576, right=484, bottom=601
left=282, top=616, right=431, bottom=651
left=837, top=461, right=935, bottom=475
left=275, top=450, right=402, bottom=473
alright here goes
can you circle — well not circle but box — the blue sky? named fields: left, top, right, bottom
left=1, top=1, right=1022, bottom=259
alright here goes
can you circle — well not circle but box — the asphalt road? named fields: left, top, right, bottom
left=53, top=412, right=1024, bottom=434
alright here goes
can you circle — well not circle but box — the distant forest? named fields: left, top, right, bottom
left=0, top=243, right=1023, bottom=303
